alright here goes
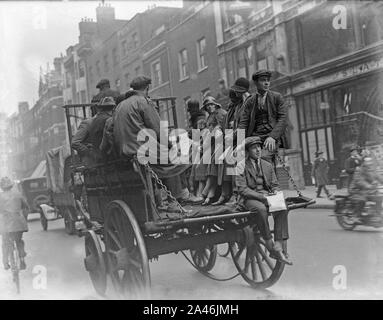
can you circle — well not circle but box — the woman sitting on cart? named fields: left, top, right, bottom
left=236, top=136, right=292, bottom=265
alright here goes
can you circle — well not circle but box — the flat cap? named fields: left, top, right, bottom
left=96, top=78, right=110, bottom=89
left=252, top=70, right=272, bottom=81
left=130, top=75, right=152, bottom=90
left=315, top=150, right=324, bottom=157
left=202, top=96, right=221, bottom=110
left=245, top=136, right=262, bottom=149
left=231, top=77, right=250, bottom=93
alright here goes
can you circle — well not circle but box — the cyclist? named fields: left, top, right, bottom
left=0, top=177, right=29, bottom=270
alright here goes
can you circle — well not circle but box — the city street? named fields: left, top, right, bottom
left=1, top=207, right=382, bottom=300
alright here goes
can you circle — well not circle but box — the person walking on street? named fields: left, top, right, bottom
left=0, top=177, right=29, bottom=270
left=311, top=150, right=334, bottom=199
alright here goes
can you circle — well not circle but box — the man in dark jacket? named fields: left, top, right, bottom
left=236, top=136, right=292, bottom=265
left=91, top=79, right=120, bottom=104
left=113, top=76, right=200, bottom=210
left=72, top=97, right=115, bottom=164
left=238, top=70, right=288, bottom=166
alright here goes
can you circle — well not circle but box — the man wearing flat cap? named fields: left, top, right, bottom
left=238, top=69, right=288, bottom=167
left=72, top=96, right=116, bottom=164
left=113, top=75, right=201, bottom=211
left=236, top=136, right=292, bottom=265
left=91, top=78, right=120, bottom=104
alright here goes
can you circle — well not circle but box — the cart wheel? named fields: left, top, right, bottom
left=104, top=200, right=150, bottom=299
left=190, top=244, right=217, bottom=273
left=64, top=208, right=76, bottom=235
left=39, top=209, right=48, bottom=231
left=84, top=230, right=107, bottom=296
left=336, top=215, right=356, bottom=231
left=229, top=227, right=285, bottom=289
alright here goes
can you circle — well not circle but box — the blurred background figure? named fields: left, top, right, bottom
left=344, top=145, right=362, bottom=189
left=311, top=150, right=334, bottom=199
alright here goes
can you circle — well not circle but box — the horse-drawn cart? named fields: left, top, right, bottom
left=64, top=102, right=315, bottom=298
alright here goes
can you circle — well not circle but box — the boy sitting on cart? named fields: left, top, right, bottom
left=236, top=136, right=292, bottom=265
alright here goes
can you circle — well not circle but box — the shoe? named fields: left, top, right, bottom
left=270, top=249, right=293, bottom=265
left=179, top=194, right=204, bottom=205
left=212, top=197, right=230, bottom=206
left=166, top=202, right=183, bottom=213
left=20, top=258, right=26, bottom=270
left=202, top=197, right=213, bottom=206
left=316, top=195, right=323, bottom=198
left=328, top=194, right=335, bottom=200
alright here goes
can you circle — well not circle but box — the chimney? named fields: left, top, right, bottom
left=96, top=1, right=115, bottom=23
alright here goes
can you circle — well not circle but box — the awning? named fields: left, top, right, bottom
left=29, top=160, right=46, bottom=178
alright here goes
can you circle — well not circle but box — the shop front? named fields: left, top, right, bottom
left=292, top=49, right=383, bottom=186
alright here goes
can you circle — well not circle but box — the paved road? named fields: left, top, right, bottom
left=1, top=209, right=382, bottom=300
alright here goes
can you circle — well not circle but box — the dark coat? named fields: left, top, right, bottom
left=238, top=90, right=289, bottom=148
left=0, top=190, right=29, bottom=234
left=311, top=157, right=329, bottom=186
left=71, top=117, right=98, bottom=165
left=236, top=157, right=279, bottom=207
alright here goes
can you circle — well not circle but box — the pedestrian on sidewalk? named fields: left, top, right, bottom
left=311, top=150, right=334, bottom=199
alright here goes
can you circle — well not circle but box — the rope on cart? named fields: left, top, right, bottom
left=180, top=251, right=242, bottom=282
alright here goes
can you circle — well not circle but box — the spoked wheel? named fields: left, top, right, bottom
left=229, top=227, right=285, bottom=289
left=104, top=200, right=150, bottom=299
left=190, top=245, right=217, bottom=273
left=336, top=215, right=356, bottom=231
left=84, top=230, right=107, bottom=296
left=190, top=226, right=217, bottom=273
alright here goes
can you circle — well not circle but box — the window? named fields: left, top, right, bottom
left=112, top=48, right=119, bottom=65
left=184, top=96, right=191, bottom=127
left=115, top=79, right=121, bottom=89
left=135, top=66, right=141, bottom=76
left=122, top=40, right=128, bottom=56
left=96, top=61, right=101, bottom=76
left=103, top=54, right=109, bottom=73
left=151, top=60, right=162, bottom=87
left=78, top=61, right=85, bottom=78
left=124, top=73, right=130, bottom=88
left=132, top=33, right=139, bottom=49
left=65, top=72, right=71, bottom=88
left=178, top=49, right=189, bottom=80
left=197, top=37, right=207, bottom=70
left=80, top=90, right=86, bottom=103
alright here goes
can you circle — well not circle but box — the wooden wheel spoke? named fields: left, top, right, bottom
left=251, top=257, right=257, bottom=281
left=106, top=229, right=122, bottom=249
left=255, top=243, right=274, bottom=270
left=255, top=249, right=267, bottom=281
left=244, top=246, right=252, bottom=274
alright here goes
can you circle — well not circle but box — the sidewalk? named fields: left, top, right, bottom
left=283, top=185, right=347, bottom=210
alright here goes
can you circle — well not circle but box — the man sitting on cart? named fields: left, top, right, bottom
left=112, top=75, right=201, bottom=211
left=236, top=136, right=292, bottom=265
left=0, top=177, right=29, bottom=270
left=72, top=97, right=115, bottom=165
